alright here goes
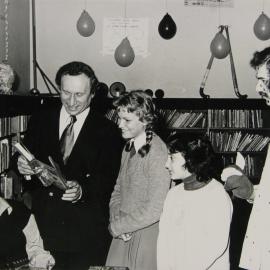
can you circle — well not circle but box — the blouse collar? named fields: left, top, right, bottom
left=133, top=132, right=147, bottom=152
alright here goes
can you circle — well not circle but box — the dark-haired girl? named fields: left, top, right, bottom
left=106, top=90, right=170, bottom=270
left=157, top=134, right=233, bottom=270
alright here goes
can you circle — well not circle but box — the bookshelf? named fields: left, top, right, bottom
left=0, top=94, right=59, bottom=198
left=106, top=98, right=270, bottom=185
left=0, top=96, right=268, bottom=186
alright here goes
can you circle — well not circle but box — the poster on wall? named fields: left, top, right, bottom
left=102, top=18, right=149, bottom=57
left=184, top=0, right=234, bottom=8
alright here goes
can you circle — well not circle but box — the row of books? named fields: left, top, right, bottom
left=209, top=131, right=270, bottom=152
left=0, top=139, right=9, bottom=173
left=105, top=108, right=266, bottom=130
left=0, top=115, right=30, bottom=138
left=159, top=109, right=206, bottom=128
left=208, top=109, right=263, bottom=128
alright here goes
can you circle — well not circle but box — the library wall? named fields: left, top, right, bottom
left=33, top=0, right=270, bottom=98
left=0, top=0, right=30, bottom=94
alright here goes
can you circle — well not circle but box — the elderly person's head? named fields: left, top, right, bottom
left=166, top=134, right=223, bottom=189
left=0, top=63, right=15, bottom=94
left=250, top=47, right=270, bottom=105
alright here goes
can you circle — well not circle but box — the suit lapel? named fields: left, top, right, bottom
left=65, top=109, right=94, bottom=166
left=48, top=107, right=64, bottom=166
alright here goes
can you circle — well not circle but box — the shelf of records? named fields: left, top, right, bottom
left=105, top=109, right=268, bottom=129
left=0, top=115, right=30, bottom=138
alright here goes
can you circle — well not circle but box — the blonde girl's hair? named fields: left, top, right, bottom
left=114, top=90, right=157, bottom=157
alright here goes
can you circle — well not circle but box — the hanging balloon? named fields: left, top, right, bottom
left=114, top=37, right=135, bottom=67
left=158, top=13, right=177, bottom=40
left=253, top=12, right=270, bottom=41
left=77, top=10, right=95, bottom=37
left=210, top=32, right=231, bottom=59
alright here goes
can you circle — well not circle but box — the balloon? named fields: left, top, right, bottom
left=210, top=32, right=230, bottom=59
left=114, top=37, right=135, bottom=67
left=158, top=13, right=177, bottom=40
left=253, top=12, right=270, bottom=41
left=77, top=10, right=95, bottom=37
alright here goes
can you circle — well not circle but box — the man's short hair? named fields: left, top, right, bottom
left=250, top=46, right=270, bottom=69
left=55, top=61, right=99, bottom=94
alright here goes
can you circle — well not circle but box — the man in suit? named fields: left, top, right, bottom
left=16, top=61, right=123, bottom=270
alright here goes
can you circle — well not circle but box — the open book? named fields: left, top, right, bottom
left=13, top=142, right=68, bottom=190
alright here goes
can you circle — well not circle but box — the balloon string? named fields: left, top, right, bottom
left=262, top=0, right=265, bottom=11
left=124, top=0, right=127, bottom=37
left=4, top=0, right=9, bottom=63
left=124, top=0, right=127, bottom=18
left=84, top=0, right=87, bottom=10
left=218, top=0, right=221, bottom=26
left=165, top=0, right=168, bottom=12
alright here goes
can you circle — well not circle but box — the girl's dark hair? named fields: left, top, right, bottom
left=55, top=61, right=99, bottom=95
left=114, top=90, right=157, bottom=157
left=167, top=133, right=223, bottom=182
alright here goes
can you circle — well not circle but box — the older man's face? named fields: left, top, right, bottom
left=256, top=63, right=270, bottom=106
left=60, top=74, right=93, bottom=115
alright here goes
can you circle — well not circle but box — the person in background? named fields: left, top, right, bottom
left=221, top=46, right=270, bottom=270
left=15, top=61, right=123, bottom=269
left=157, top=134, right=233, bottom=270
left=106, top=90, right=171, bottom=270
left=0, top=196, right=55, bottom=269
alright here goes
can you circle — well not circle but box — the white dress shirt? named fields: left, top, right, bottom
left=59, top=106, right=90, bottom=142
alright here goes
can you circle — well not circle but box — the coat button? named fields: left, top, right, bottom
left=49, top=192, right=54, bottom=197
left=86, top=173, right=90, bottom=178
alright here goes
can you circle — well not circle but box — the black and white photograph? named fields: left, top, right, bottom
left=0, top=0, right=270, bottom=269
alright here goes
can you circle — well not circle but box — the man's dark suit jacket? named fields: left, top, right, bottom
left=21, top=104, right=123, bottom=265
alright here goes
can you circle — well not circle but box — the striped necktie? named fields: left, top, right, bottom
left=60, top=115, right=77, bottom=164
